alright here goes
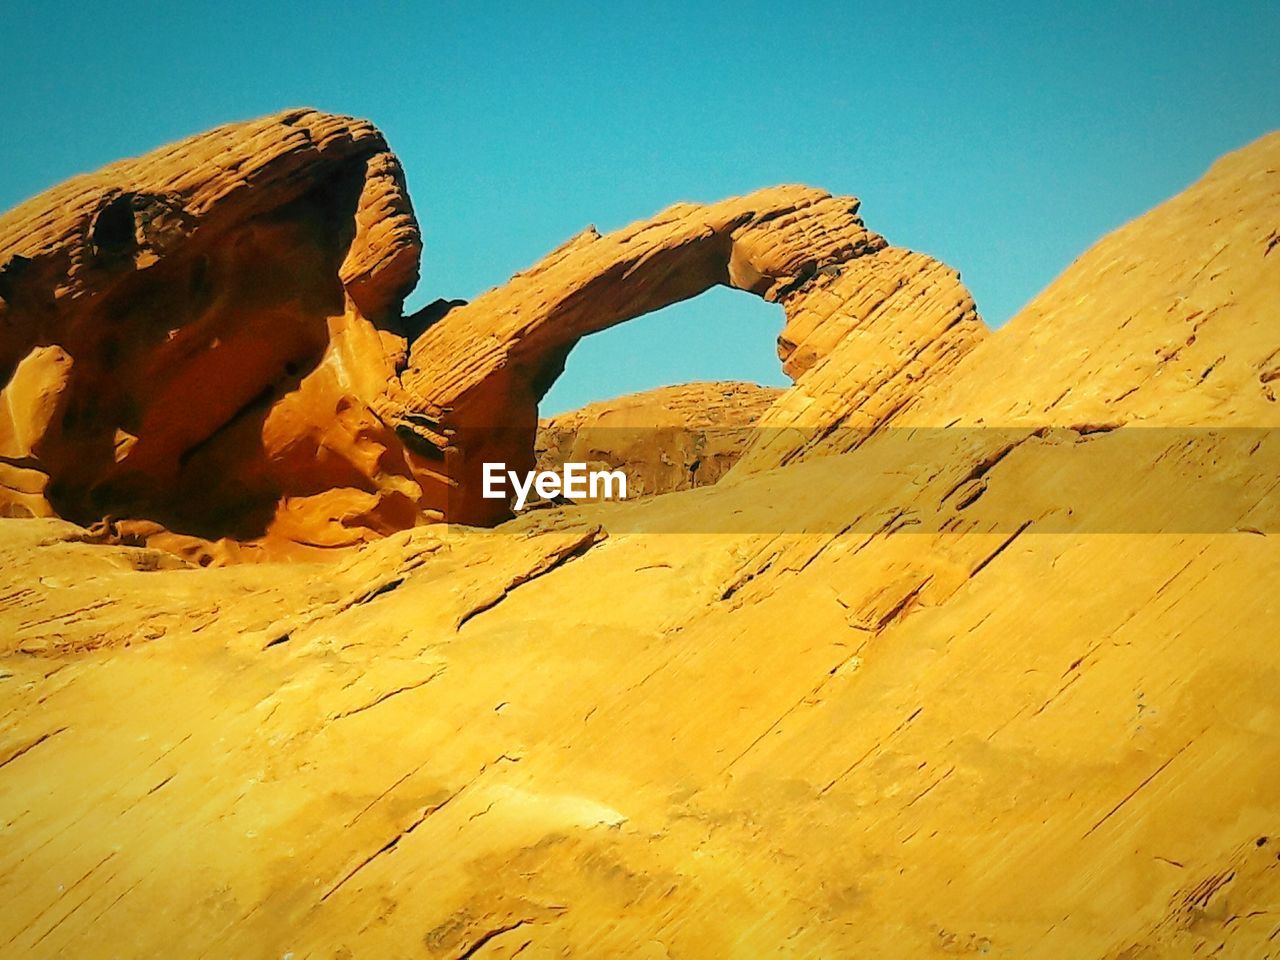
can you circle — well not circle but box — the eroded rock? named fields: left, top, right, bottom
left=391, top=187, right=986, bottom=523
left=0, top=109, right=429, bottom=561
left=535, top=381, right=783, bottom=501
left=0, top=120, right=1278, bottom=960
left=2, top=114, right=989, bottom=547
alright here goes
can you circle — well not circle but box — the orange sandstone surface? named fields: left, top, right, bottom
left=0, top=110, right=424, bottom=562
left=0, top=113, right=1278, bottom=958
left=1, top=111, right=984, bottom=546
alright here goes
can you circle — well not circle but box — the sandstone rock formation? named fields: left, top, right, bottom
left=731, top=246, right=985, bottom=474
left=0, top=118, right=1277, bottom=959
left=392, top=187, right=985, bottom=524
left=0, top=110, right=430, bottom=562
left=536, top=381, right=782, bottom=500
left=0, top=111, right=985, bottom=548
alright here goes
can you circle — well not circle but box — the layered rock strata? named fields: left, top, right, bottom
left=1, top=111, right=988, bottom=546
left=0, top=110, right=426, bottom=561
left=392, top=187, right=985, bottom=523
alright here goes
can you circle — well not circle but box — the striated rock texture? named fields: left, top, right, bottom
left=392, top=186, right=986, bottom=524
left=535, top=381, right=783, bottom=500
left=0, top=122, right=1278, bottom=959
left=0, top=109, right=429, bottom=562
left=731, top=246, right=985, bottom=474
left=1, top=110, right=986, bottom=546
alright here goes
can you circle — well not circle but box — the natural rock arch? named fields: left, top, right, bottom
left=388, top=186, right=986, bottom=524
left=0, top=109, right=987, bottom=553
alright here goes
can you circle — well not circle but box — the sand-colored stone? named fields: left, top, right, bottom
left=0, top=109, right=430, bottom=562
left=392, top=187, right=984, bottom=524
left=535, top=381, right=783, bottom=501
left=731, top=246, right=986, bottom=474
left=0, top=124, right=1277, bottom=958
left=2, top=110, right=984, bottom=545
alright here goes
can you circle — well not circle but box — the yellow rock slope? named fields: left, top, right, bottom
left=1, top=133, right=1278, bottom=958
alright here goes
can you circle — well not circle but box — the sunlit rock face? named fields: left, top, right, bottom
left=393, top=185, right=986, bottom=524
left=1, top=110, right=988, bottom=550
left=0, top=113, right=1279, bottom=958
left=0, top=110, right=426, bottom=561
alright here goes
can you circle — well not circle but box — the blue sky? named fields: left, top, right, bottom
left=2, top=2, right=1276, bottom=413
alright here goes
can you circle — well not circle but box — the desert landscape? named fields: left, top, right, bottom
left=0, top=102, right=1276, bottom=957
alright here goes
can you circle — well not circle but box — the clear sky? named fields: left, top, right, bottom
left=2, top=2, right=1276, bottom=413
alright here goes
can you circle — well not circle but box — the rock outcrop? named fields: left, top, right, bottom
left=392, top=187, right=985, bottom=524
left=0, top=118, right=1277, bottom=958
left=0, top=110, right=429, bottom=561
left=1, top=112, right=988, bottom=549
left=731, top=246, right=985, bottom=474
left=535, top=381, right=782, bottom=500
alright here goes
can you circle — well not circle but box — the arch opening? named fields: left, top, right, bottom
left=539, top=286, right=788, bottom=417
left=531, top=286, right=790, bottom=504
